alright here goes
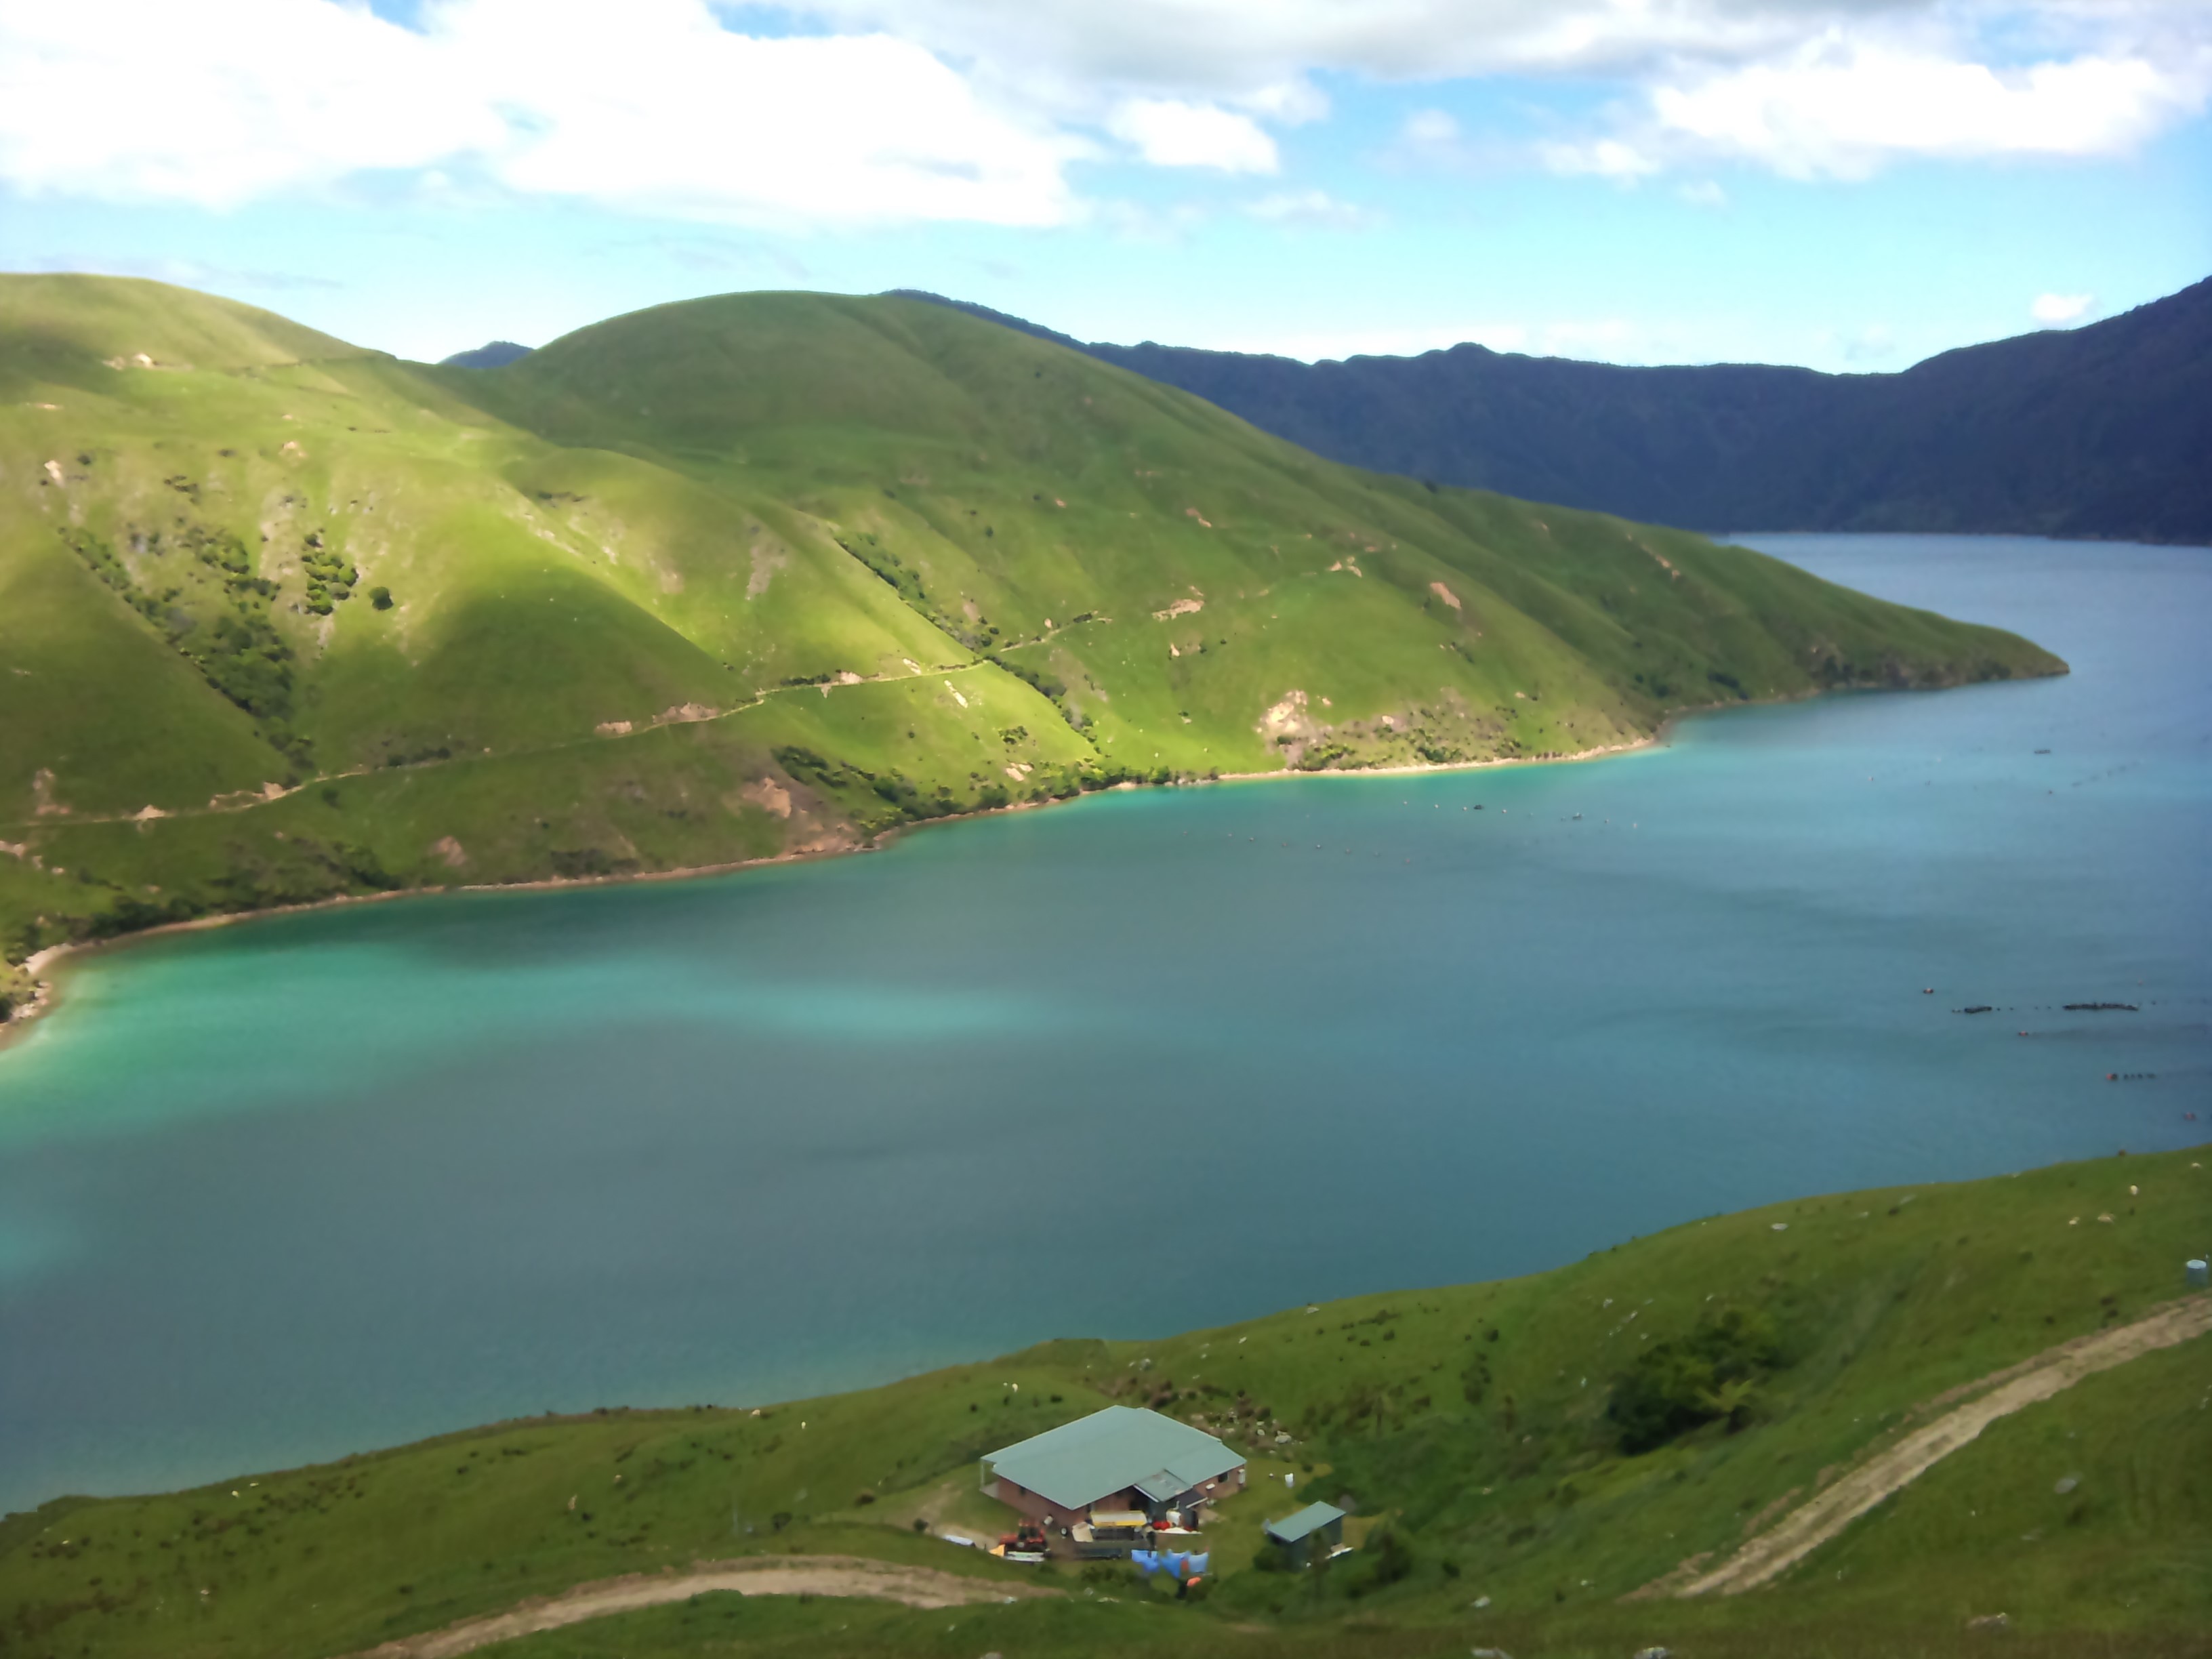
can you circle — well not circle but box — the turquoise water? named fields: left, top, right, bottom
left=2, top=534, right=2207, bottom=1513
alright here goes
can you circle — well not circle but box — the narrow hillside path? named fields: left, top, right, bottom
left=0, top=659, right=997, bottom=834
left=1676, top=1294, right=2212, bottom=1596
left=342, top=1553, right=1057, bottom=1658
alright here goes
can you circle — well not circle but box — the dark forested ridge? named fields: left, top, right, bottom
left=894, top=279, right=2212, bottom=544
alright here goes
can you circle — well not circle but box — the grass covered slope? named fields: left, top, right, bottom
left=0, top=277, right=2063, bottom=972
left=1, top=1149, right=2203, bottom=1659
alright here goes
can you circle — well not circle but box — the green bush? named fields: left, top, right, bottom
left=300, top=531, right=356, bottom=610
left=1347, top=1528, right=1414, bottom=1596
left=1608, top=1304, right=1782, bottom=1453
left=988, top=655, right=1067, bottom=701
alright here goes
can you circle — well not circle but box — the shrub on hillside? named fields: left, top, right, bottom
left=1346, top=1528, right=1415, bottom=1597
left=989, top=655, right=1066, bottom=701
left=1607, top=1304, right=1782, bottom=1453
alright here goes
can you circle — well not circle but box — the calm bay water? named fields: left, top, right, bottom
left=2, top=534, right=2207, bottom=1513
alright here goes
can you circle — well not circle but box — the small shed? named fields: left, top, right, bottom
left=1264, top=1500, right=1347, bottom=1566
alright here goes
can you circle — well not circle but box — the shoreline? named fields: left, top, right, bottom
left=0, top=682, right=1898, bottom=1050
left=8, top=1139, right=2203, bottom=1517
left=0, top=728, right=1671, bottom=1051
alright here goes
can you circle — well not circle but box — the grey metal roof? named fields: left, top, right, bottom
left=1135, top=1467, right=1200, bottom=1502
left=1264, top=1501, right=1347, bottom=1544
left=985, top=1406, right=1243, bottom=1511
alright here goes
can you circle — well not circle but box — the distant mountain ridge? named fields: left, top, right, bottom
left=890, top=281, right=2212, bottom=544
left=440, top=338, right=533, bottom=369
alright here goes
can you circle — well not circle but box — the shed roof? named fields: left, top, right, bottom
left=1265, top=1501, right=1347, bottom=1544
left=985, top=1406, right=1243, bottom=1511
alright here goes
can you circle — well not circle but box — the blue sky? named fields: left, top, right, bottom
left=2, top=1, right=2207, bottom=369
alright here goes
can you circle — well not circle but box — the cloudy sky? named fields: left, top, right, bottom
left=1, top=0, right=2207, bottom=368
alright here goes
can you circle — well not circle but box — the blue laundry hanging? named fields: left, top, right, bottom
left=1130, top=1549, right=1160, bottom=1574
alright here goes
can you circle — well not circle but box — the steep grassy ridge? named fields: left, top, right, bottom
left=2, top=1149, right=2202, bottom=1658
left=0, top=277, right=2062, bottom=972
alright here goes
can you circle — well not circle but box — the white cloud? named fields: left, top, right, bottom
left=0, top=0, right=497, bottom=209
left=1401, top=108, right=1461, bottom=148
left=1540, top=136, right=1662, bottom=181
left=1091, top=196, right=1211, bottom=243
left=1244, top=188, right=1376, bottom=228
left=808, top=2, right=2212, bottom=180
left=1677, top=178, right=1729, bottom=207
left=2031, top=291, right=2097, bottom=325
left=1843, top=323, right=1898, bottom=361
left=1636, top=39, right=2210, bottom=178
left=1, top=0, right=2205, bottom=222
left=0, top=0, right=1082, bottom=226
left=797, top=1, right=1887, bottom=89
left=482, top=8, right=1082, bottom=226
left=1106, top=98, right=1278, bottom=171
left=1386, top=106, right=1492, bottom=171
left=804, top=3, right=2211, bottom=93
left=1237, top=78, right=1332, bottom=126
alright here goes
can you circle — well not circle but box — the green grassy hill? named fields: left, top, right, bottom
left=3, top=1147, right=2203, bottom=1659
left=0, top=276, right=2064, bottom=976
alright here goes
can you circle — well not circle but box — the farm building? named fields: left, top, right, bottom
left=1263, top=1500, right=1347, bottom=1566
left=981, top=1406, right=1246, bottom=1528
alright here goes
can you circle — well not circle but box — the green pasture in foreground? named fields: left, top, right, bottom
left=4, top=1147, right=2205, bottom=1659
left=0, top=274, right=2062, bottom=975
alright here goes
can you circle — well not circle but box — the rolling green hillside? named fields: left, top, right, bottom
left=0, top=276, right=2064, bottom=976
left=3, top=1148, right=2203, bottom=1659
